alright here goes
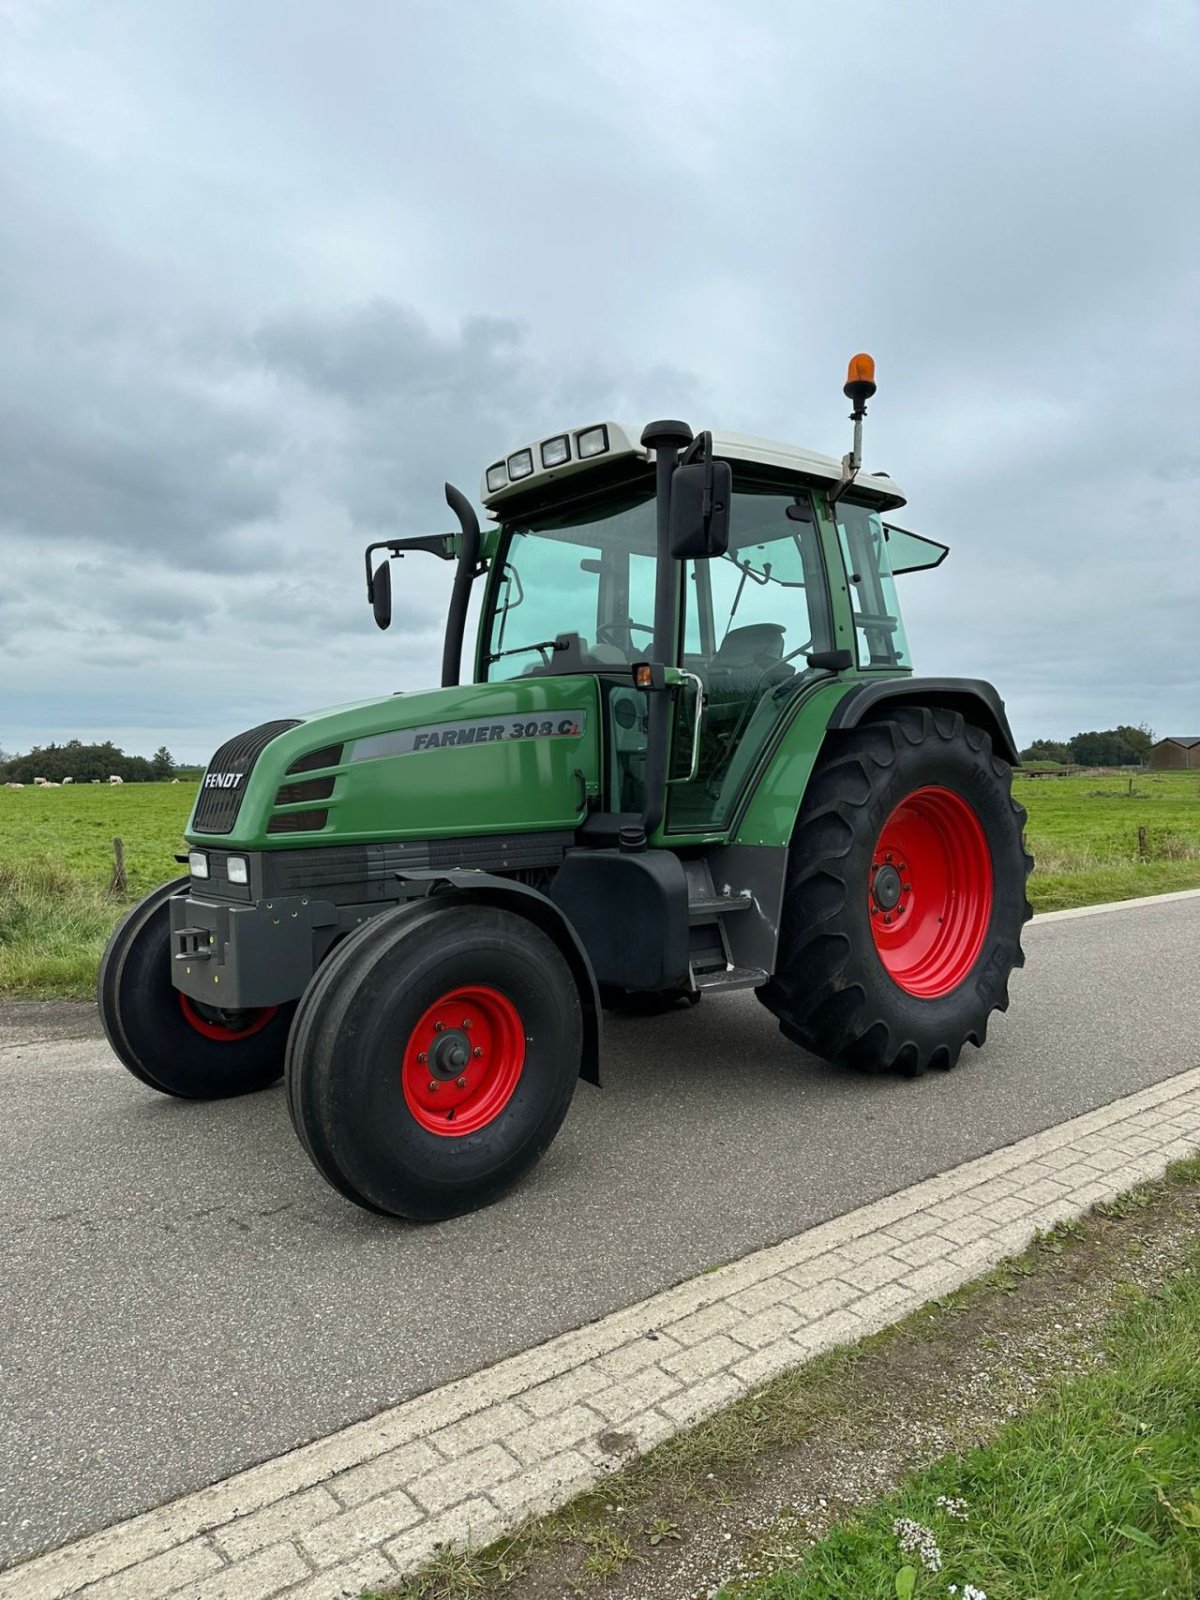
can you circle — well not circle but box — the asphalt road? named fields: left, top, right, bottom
left=3, top=894, right=1199, bottom=1569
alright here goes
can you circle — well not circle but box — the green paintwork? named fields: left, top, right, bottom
left=730, top=677, right=863, bottom=846
left=186, top=676, right=601, bottom=849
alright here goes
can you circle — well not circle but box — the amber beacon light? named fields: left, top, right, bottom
left=843, top=352, right=877, bottom=416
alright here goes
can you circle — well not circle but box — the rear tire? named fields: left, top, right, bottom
left=759, top=707, right=1032, bottom=1075
left=286, top=900, right=583, bottom=1220
left=98, top=879, right=294, bottom=1098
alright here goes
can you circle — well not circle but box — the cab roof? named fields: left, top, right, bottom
left=480, top=421, right=907, bottom=516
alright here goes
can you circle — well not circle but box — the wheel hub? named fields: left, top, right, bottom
left=871, top=863, right=903, bottom=912
left=428, top=1028, right=471, bottom=1080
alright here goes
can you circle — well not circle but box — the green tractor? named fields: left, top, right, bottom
left=99, top=357, right=1032, bottom=1220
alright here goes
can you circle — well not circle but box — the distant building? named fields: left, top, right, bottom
left=1150, top=737, right=1200, bottom=770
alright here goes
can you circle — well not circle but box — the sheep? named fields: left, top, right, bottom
left=108, top=775, right=124, bottom=785
left=62, top=776, right=74, bottom=784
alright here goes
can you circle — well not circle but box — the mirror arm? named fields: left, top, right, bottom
left=363, top=534, right=455, bottom=601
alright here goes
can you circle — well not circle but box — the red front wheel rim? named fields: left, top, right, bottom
left=402, top=985, right=526, bottom=1137
left=178, top=994, right=279, bottom=1042
left=869, top=785, right=993, bottom=999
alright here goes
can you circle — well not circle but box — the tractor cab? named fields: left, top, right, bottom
left=367, top=389, right=948, bottom=847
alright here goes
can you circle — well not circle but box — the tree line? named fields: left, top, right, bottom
left=0, top=740, right=182, bottom=784
left=1019, top=724, right=1155, bottom=768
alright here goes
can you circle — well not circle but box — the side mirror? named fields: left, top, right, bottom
left=372, top=560, right=392, bottom=629
left=669, top=432, right=731, bottom=560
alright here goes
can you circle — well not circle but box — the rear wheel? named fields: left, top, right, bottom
left=286, top=900, right=583, bottom=1220
left=759, top=707, right=1032, bottom=1075
left=98, top=879, right=294, bottom=1097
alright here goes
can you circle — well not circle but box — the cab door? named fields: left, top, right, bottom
left=666, top=484, right=834, bottom=833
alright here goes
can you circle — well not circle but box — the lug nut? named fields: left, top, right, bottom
left=884, top=914, right=893, bottom=924
left=461, top=1019, right=472, bottom=1030
left=472, top=1046, right=482, bottom=1058
left=904, top=883, right=912, bottom=892
left=434, top=1021, right=444, bottom=1033
left=417, top=1051, right=427, bottom=1064
left=427, top=1080, right=437, bottom=1092
left=456, top=1077, right=466, bottom=1088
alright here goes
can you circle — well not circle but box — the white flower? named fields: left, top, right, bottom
left=893, top=1516, right=943, bottom=1573
left=935, top=1495, right=969, bottom=1520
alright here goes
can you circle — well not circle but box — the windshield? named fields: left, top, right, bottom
left=483, top=488, right=658, bottom=679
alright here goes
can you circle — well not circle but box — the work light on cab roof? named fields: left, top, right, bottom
left=100, top=352, right=1031, bottom=1223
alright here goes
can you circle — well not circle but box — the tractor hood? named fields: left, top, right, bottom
left=186, top=676, right=602, bottom=849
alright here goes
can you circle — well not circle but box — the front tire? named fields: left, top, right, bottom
left=759, top=707, right=1032, bottom=1075
left=98, top=879, right=293, bottom=1097
left=286, top=900, right=583, bottom=1220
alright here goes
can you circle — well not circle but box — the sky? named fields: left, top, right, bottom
left=1, top=0, right=1197, bottom=762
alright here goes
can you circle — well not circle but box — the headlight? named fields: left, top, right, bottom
left=575, top=425, right=609, bottom=459
left=187, top=851, right=209, bottom=879
left=540, top=434, right=570, bottom=468
left=485, top=462, right=507, bottom=493
left=506, top=448, right=534, bottom=480
left=225, top=856, right=249, bottom=886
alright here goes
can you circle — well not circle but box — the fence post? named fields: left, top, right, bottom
left=1137, top=826, right=1148, bottom=860
left=110, top=836, right=127, bottom=898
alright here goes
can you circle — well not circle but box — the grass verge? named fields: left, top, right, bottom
left=366, top=1158, right=1200, bottom=1600
left=724, top=1240, right=1200, bottom=1598
left=0, top=861, right=123, bottom=998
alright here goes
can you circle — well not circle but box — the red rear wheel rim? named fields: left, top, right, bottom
left=869, top=785, right=993, bottom=999
left=178, top=994, right=279, bottom=1041
left=402, top=985, right=526, bottom=1137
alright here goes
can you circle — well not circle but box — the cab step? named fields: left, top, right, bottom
left=687, top=892, right=753, bottom=922
left=693, top=965, right=768, bottom=993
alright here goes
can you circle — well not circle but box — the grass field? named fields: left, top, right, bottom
left=1, top=771, right=1198, bottom=998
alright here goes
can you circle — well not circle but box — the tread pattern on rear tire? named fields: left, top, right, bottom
left=759, top=706, right=1033, bottom=1076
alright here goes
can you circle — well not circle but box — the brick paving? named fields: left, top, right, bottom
left=3, top=1065, right=1198, bottom=1600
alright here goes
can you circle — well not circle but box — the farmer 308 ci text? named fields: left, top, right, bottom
left=100, top=357, right=1032, bottom=1219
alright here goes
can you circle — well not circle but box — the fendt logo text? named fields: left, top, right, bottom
left=204, top=772, right=244, bottom=790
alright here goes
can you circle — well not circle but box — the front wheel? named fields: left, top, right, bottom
left=98, top=879, right=294, bottom=1097
left=759, top=707, right=1032, bottom=1075
left=286, top=900, right=583, bottom=1220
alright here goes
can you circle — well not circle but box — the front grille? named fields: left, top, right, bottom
left=192, top=720, right=301, bottom=835
left=286, top=743, right=343, bottom=775
left=267, top=808, right=328, bottom=834
left=275, top=776, right=335, bottom=806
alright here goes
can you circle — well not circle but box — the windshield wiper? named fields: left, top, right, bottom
left=487, top=636, right=569, bottom=665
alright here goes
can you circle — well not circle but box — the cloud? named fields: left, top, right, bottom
left=0, top=0, right=1197, bottom=761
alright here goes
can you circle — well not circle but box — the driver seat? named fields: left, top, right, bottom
left=713, top=622, right=787, bottom=669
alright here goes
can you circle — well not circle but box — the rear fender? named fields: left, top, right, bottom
left=397, top=870, right=601, bottom=1085
left=826, top=677, right=1020, bottom=765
